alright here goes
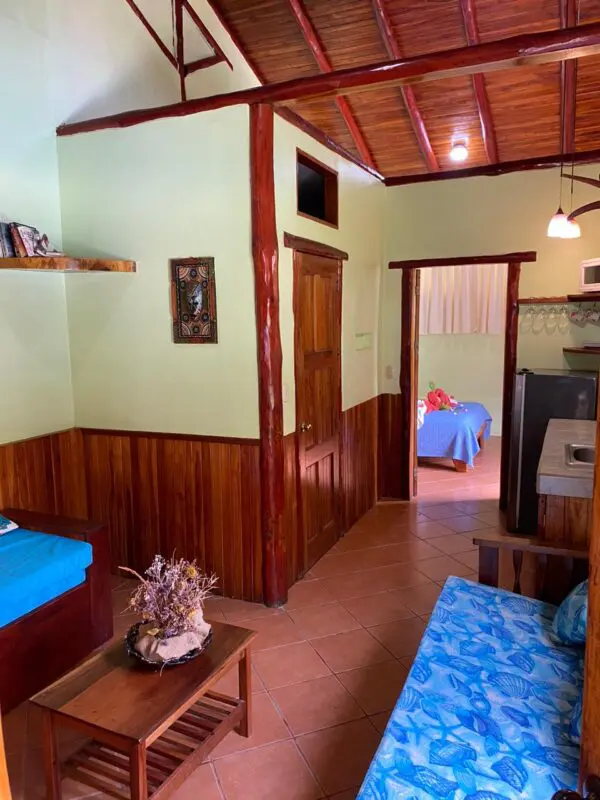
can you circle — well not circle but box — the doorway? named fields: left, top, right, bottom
left=293, top=247, right=343, bottom=570
left=391, top=252, right=537, bottom=508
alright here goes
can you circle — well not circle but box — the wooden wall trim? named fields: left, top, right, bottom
left=284, top=232, right=349, bottom=261
left=251, top=103, right=287, bottom=607
left=341, top=398, right=378, bottom=531
left=78, top=428, right=259, bottom=446
left=390, top=252, right=537, bottom=268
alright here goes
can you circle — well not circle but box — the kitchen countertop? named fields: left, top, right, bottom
left=536, top=418, right=596, bottom=499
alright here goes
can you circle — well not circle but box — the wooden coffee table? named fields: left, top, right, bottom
left=31, top=620, right=256, bottom=799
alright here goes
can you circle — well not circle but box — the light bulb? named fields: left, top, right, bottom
left=547, top=207, right=569, bottom=237
left=449, top=143, right=468, bottom=163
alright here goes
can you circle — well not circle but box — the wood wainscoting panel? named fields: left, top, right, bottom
left=81, top=430, right=263, bottom=602
left=377, top=393, right=404, bottom=500
left=341, top=398, right=378, bottom=531
left=283, top=432, right=303, bottom=588
left=0, top=429, right=87, bottom=519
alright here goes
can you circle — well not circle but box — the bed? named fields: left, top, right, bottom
left=417, top=401, right=492, bottom=472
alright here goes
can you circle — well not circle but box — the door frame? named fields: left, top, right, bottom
left=391, top=251, right=537, bottom=506
left=286, top=232, right=348, bottom=575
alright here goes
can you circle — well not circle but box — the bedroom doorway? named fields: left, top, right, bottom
left=391, top=252, right=537, bottom=509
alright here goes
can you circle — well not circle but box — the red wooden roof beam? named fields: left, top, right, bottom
left=56, top=22, right=600, bottom=135
left=371, top=0, right=439, bottom=172
left=459, top=0, right=498, bottom=164
left=561, top=0, right=578, bottom=153
left=287, top=0, right=377, bottom=171
left=123, top=0, right=177, bottom=68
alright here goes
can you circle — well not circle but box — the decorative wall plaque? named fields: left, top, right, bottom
left=170, top=257, right=218, bottom=344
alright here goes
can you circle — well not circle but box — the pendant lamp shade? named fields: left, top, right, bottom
left=547, top=207, right=569, bottom=238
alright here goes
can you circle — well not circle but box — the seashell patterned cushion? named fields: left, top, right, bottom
left=357, top=576, right=583, bottom=800
left=0, top=514, right=18, bottom=535
left=551, top=580, right=588, bottom=646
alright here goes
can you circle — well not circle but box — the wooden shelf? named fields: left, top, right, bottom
left=518, top=296, right=568, bottom=305
left=0, top=257, right=136, bottom=273
left=563, top=347, right=600, bottom=355
left=567, top=293, right=600, bottom=303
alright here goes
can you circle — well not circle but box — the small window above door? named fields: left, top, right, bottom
left=296, top=149, right=339, bottom=228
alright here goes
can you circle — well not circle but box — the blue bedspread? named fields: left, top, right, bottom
left=418, top=402, right=492, bottom=467
left=357, top=577, right=583, bottom=800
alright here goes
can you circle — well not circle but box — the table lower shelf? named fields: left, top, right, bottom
left=64, top=691, right=244, bottom=799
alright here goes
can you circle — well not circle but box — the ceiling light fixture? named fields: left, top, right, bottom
left=449, top=142, right=468, bottom=163
left=547, top=207, right=569, bottom=238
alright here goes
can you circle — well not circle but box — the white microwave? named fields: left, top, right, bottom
left=580, top=258, right=600, bottom=292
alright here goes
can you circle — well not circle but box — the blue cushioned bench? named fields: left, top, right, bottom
left=0, top=509, right=113, bottom=712
left=358, top=577, right=583, bottom=800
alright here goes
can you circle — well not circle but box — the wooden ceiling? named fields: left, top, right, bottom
left=208, top=0, right=600, bottom=181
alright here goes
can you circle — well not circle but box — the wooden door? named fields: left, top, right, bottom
left=399, top=268, right=420, bottom=499
left=294, top=250, right=342, bottom=571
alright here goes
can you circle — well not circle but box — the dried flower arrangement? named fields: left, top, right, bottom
left=120, top=555, right=218, bottom=665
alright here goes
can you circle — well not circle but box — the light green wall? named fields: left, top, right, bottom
left=274, top=117, right=384, bottom=435
left=418, top=335, right=504, bottom=435
left=58, top=107, right=259, bottom=438
left=381, top=165, right=600, bottom=396
left=0, top=0, right=74, bottom=444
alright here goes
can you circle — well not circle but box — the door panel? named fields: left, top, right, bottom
left=294, top=251, right=342, bottom=571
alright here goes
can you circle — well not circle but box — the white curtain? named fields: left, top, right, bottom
left=419, top=263, right=508, bottom=335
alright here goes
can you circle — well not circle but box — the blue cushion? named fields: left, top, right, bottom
left=552, top=580, right=588, bottom=645
left=0, top=528, right=93, bottom=628
left=358, top=577, right=583, bottom=800
left=0, top=514, right=18, bottom=535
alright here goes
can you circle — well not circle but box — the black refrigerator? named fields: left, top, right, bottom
left=506, top=368, right=597, bottom=533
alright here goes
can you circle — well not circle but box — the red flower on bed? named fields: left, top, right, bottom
left=424, top=384, right=457, bottom=413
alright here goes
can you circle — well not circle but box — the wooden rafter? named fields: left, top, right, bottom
left=57, top=22, right=600, bottom=137
left=123, top=0, right=177, bottom=68
left=384, top=144, right=600, bottom=185
left=174, top=0, right=187, bottom=101
left=459, top=0, right=498, bottom=164
left=560, top=0, right=579, bottom=153
left=371, top=0, right=438, bottom=172
left=287, top=0, right=377, bottom=170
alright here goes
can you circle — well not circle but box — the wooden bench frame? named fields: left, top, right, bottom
left=0, top=509, right=113, bottom=713
left=473, top=531, right=598, bottom=798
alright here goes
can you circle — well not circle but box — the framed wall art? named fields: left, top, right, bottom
left=170, top=257, right=218, bottom=344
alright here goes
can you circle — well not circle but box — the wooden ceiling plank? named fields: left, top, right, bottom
left=370, top=0, right=439, bottom=172
left=561, top=0, right=579, bottom=153
left=287, top=0, right=377, bottom=170
left=182, top=0, right=233, bottom=71
left=459, top=0, right=498, bottom=164
left=276, top=106, right=383, bottom=180
left=122, top=0, right=177, bottom=69
left=384, top=144, right=600, bottom=185
left=203, top=2, right=376, bottom=176
left=174, top=0, right=187, bottom=101
left=204, top=0, right=267, bottom=83
left=57, top=22, right=600, bottom=136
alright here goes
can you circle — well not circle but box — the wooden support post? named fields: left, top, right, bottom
left=250, top=103, right=287, bottom=607
left=582, top=395, right=600, bottom=784
left=174, top=0, right=186, bottom=101
left=500, top=262, right=521, bottom=510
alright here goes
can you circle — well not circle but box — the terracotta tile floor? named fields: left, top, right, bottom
left=4, top=438, right=509, bottom=799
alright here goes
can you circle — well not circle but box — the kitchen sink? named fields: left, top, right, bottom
left=565, top=444, right=596, bottom=466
